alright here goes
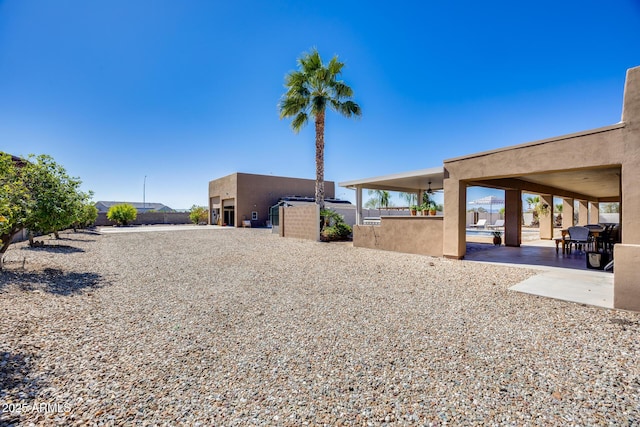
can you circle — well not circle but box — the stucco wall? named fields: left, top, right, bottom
left=208, top=173, right=238, bottom=225
left=279, top=205, right=319, bottom=241
left=445, top=126, right=625, bottom=181
left=209, top=173, right=335, bottom=227
left=613, top=244, right=640, bottom=311
left=354, top=216, right=443, bottom=257
left=237, top=174, right=332, bottom=228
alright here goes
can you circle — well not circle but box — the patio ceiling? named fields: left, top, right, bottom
left=468, top=166, right=621, bottom=202
left=339, top=167, right=445, bottom=193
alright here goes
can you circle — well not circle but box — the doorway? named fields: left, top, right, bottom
left=223, top=206, right=235, bottom=226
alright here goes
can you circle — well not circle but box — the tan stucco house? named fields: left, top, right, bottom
left=208, top=173, right=335, bottom=227
left=341, top=65, right=640, bottom=311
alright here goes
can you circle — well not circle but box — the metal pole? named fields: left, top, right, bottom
left=143, top=175, right=147, bottom=210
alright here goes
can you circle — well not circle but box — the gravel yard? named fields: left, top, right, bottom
left=1, top=227, right=639, bottom=425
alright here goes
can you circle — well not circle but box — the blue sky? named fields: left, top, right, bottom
left=2, top=1, right=639, bottom=209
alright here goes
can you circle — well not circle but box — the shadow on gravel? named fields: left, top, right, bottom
left=21, top=245, right=85, bottom=254
left=0, top=269, right=105, bottom=295
left=50, top=236, right=98, bottom=242
left=0, top=351, right=43, bottom=425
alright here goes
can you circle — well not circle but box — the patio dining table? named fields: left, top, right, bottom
left=560, top=226, right=605, bottom=252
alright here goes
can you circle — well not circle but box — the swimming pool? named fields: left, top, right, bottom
left=466, top=229, right=541, bottom=237
left=465, top=229, right=502, bottom=237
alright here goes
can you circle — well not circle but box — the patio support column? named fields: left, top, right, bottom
left=562, top=198, right=574, bottom=228
left=355, top=186, right=363, bottom=225
left=504, top=189, right=522, bottom=247
left=418, top=190, right=424, bottom=207
left=614, top=65, right=640, bottom=311
left=443, top=177, right=466, bottom=259
left=539, top=194, right=553, bottom=240
left=577, top=200, right=589, bottom=225
left=589, top=202, right=600, bottom=224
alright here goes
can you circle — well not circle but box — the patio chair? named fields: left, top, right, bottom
left=487, top=219, right=505, bottom=229
left=601, top=224, right=620, bottom=254
left=567, top=226, right=592, bottom=253
left=469, top=219, right=487, bottom=229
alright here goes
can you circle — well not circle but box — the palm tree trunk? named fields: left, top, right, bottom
left=315, top=110, right=326, bottom=210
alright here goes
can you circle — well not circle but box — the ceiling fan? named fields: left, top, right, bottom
left=425, top=181, right=443, bottom=195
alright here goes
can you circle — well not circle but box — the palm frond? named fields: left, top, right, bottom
left=343, top=100, right=362, bottom=117
left=299, top=48, right=322, bottom=73
left=327, top=56, right=344, bottom=76
left=332, top=81, right=353, bottom=99
left=330, top=100, right=362, bottom=118
left=279, top=95, right=309, bottom=118
left=291, top=112, right=308, bottom=132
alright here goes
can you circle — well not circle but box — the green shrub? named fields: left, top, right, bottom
left=74, top=203, right=98, bottom=229
left=107, top=204, right=137, bottom=226
left=320, top=209, right=352, bottom=241
left=321, top=222, right=352, bottom=241
left=189, top=205, right=208, bottom=224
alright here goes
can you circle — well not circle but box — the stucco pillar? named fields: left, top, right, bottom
left=562, top=198, right=574, bottom=228
left=539, top=194, right=553, bottom=240
left=621, top=66, right=640, bottom=243
left=577, top=200, right=588, bottom=225
left=504, top=189, right=522, bottom=247
left=355, top=186, right=363, bottom=225
left=614, top=65, right=640, bottom=312
left=589, top=203, right=600, bottom=224
left=443, top=177, right=466, bottom=259
left=614, top=244, right=640, bottom=311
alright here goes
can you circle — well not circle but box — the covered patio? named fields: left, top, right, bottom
left=340, top=167, right=446, bottom=257
left=340, top=65, right=640, bottom=311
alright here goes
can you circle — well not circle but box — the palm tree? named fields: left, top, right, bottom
left=279, top=48, right=361, bottom=210
left=525, top=195, right=540, bottom=211
left=366, top=189, right=392, bottom=209
left=400, top=192, right=417, bottom=207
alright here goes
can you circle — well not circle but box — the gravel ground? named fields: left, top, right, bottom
left=0, top=227, right=639, bottom=426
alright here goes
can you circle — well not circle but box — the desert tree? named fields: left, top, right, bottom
left=0, top=154, right=33, bottom=267
left=22, top=154, right=85, bottom=242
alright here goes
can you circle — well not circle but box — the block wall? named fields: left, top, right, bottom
left=279, top=205, right=319, bottom=241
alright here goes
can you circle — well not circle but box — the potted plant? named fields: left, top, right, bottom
left=410, top=205, right=418, bottom=216
left=429, top=202, right=437, bottom=216
left=492, top=230, right=502, bottom=246
left=420, top=202, right=429, bottom=216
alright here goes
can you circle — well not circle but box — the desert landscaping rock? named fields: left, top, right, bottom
left=1, top=227, right=638, bottom=425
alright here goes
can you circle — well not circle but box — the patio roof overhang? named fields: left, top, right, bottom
left=443, top=124, right=625, bottom=203
left=339, top=166, right=445, bottom=193
left=465, top=167, right=621, bottom=203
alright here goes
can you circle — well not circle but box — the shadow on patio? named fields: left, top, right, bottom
left=464, top=239, right=614, bottom=309
left=464, top=240, right=609, bottom=271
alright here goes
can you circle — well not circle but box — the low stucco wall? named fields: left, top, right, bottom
left=354, top=216, right=444, bottom=257
left=279, top=205, right=319, bottom=241
left=613, top=244, right=640, bottom=311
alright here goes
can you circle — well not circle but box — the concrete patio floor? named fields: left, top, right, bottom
left=464, top=239, right=614, bottom=309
